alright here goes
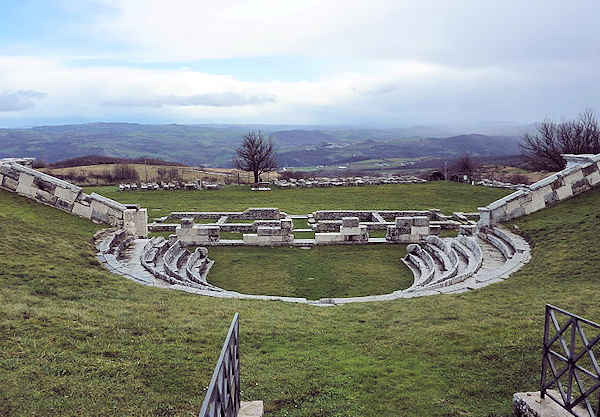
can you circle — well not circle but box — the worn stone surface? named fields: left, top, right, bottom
left=513, top=392, right=584, bottom=417
left=238, top=401, right=264, bottom=417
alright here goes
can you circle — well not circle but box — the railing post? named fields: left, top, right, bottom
left=541, top=304, right=551, bottom=399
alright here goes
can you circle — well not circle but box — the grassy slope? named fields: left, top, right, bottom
left=85, top=182, right=511, bottom=218
left=2, top=185, right=600, bottom=416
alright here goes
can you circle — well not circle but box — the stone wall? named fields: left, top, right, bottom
left=478, top=154, right=600, bottom=227
left=0, top=158, right=148, bottom=237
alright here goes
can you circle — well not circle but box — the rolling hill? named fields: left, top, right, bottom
left=0, top=122, right=524, bottom=168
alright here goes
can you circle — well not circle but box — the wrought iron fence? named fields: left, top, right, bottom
left=541, top=304, right=600, bottom=417
left=199, top=313, right=240, bottom=417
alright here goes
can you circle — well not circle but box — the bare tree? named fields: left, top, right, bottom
left=233, top=130, right=277, bottom=183
left=451, top=154, right=479, bottom=179
left=520, top=110, right=600, bottom=171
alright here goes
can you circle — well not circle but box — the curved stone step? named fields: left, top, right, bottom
left=405, top=244, right=435, bottom=289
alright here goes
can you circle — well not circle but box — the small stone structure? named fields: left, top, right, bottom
left=479, top=153, right=600, bottom=226
left=314, top=217, right=369, bottom=244
left=243, top=219, right=294, bottom=245
left=0, top=158, right=148, bottom=237
left=385, top=216, right=438, bottom=243
left=176, top=219, right=220, bottom=245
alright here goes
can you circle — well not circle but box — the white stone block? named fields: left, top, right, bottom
left=124, top=208, right=148, bottom=237
left=411, top=226, right=430, bottom=236
left=554, top=184, right=573, bottom=200
left=587, top=170, right=600, bottom=186
left=315, top=232, right=344, bottom=244
left=342, top=217, right=359, bottom=227
left=243, top=234, right=259, bottom=245
left=54, top=186, right=79, bottom=204
left=72, top=202, right=92, bottom=219
left=341, top=226, right=362, bottom=236
left=16, top=173, right=35, bottom=197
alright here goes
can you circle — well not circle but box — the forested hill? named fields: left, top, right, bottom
left=0, top=122, right=523, bottom=167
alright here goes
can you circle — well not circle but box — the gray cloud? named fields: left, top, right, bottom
left=0, top=90, right=47, bottom=111
left=104, top=92, right=276, bottom=108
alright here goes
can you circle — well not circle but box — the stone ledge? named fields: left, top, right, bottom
left=238, top=401, right=263, bottom=417
left=513, top=391, right=586, bottom=417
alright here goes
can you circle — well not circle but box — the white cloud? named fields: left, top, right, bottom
left=0, top=90, right=46, bottom=112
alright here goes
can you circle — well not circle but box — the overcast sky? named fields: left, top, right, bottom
left=0, top=0, right=598, bottom=128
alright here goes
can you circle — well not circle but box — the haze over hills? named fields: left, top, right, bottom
left=0, top=122, right=527, bottom=168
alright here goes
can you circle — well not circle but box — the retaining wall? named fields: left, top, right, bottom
left=0, top=158, right=148, bottom=237
left=479, top=154, right=600, bottom=227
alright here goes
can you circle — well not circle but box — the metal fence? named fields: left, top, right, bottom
left=541, top=304, right=600, bottom=417
left=199, top=313, right=240, bottom=417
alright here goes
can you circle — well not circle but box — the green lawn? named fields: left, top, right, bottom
left=85, top=182, right=511, bottom=217
left=2, top=186, right=600, bottom=416
left=207, top=245, right=411, bottom=299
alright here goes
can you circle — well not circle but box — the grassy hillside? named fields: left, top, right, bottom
left=86, top=182, right=512, bottom=219
left=43, top=164, right=261, bottom=186
left=2, top=185, right=600, bottom=416
left=0, top=122, right=522, bottom=168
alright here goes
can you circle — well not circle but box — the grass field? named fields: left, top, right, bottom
left=85, top=182, right=512, bottom=219
left=207, top=245, right=413, bottom=299
left=2, top=184, right=600, bottom=416
left=42, top=164, right=264, bottom=185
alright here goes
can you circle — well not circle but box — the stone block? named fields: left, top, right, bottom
left=124, top=208, right=148, bottom=237
left=342, top=217, right=359, bottom=227
left=412, top=216, right=429, bottom=227
left=459, top=224, right=476, bottom=236
left=257, top=226, right=274, bottom=236
left=239, top=401, right=264, bottom=417
left=410, top=225, right=429, bottom=236
left=571, top=178, right=590, bottom=195
left=2, top=176, right=18, bottom=191
left=587, top=169, right=600, bottom=186
left=16, top=173, right=35, bottom=197
left=34, top=189, right=58, bottom=205
left=341, top=226, right=362, bottom=236
left=513, top=391, right=585, bottom=417
left=395, top=217, right=413, bottom=227
left=54, top=186, right=79, bottom=204
left=55, top=198, right=74, bottom=212
left=280, top=218, right=293, bottom=230
left=72, top=202, right=92, bottom=219
left=33, top=176, right=57, bottom=194
left=181, top=217, right=195, bottom=228
left=554, top=184, right=573, bottom=200
left=315, top=232, right=344, bottom=244
left=243, top=234, right=259, bottom=245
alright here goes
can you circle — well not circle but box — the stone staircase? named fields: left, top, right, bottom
left=401, top=226, right=530, bottom=296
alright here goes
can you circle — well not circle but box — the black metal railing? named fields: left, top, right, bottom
left=541, top=304, right=600, bottom=417
left=199, top=313, right=240, bottom=417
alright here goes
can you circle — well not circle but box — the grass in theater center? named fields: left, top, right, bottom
left=206, top=245, right=412, bottom=299
left=4, top=184, right=599, bottom=416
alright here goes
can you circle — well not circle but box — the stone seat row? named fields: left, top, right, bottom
left=403, top=234, right=484, bottom=292
left=141, top=236, right=217, bottom=289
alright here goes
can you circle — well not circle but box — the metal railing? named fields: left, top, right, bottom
left=541, top=304, right=600, bottom=417
left=199, top=313, right=240, bottom=417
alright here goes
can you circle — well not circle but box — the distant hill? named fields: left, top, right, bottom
left=0, top=122, right=525, bottom=168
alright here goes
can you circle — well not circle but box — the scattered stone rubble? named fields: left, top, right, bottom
left=118, top=180, right=221, bottom=191
left=274, top=175, right=426, bottom=189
